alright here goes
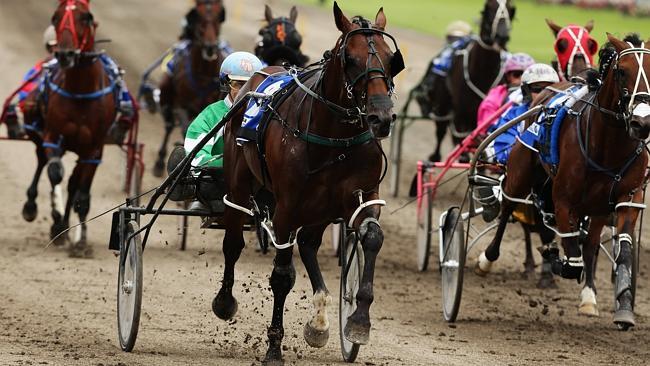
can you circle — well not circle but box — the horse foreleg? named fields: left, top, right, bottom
left=46, top=154, right=67, bottom=246
left=344, top=203, right=383, bottom=346
left=23, top=144, right=47, bottom=222
left=297, top=224, right=331, bottom=348
left=263, top=210, right=295, bottom=365
left=476, top=200, right=516, bottom=276
left=212, top=209, right=246, bottom=320
left=612, top=193, right=642, bottom=330
left=153, top=105, right=175, bottom=177
left=552, top=202, right=583, bottom=280
left=578, top=217, right=606, bottom=317
left=67, top=162, right=97, bottom=258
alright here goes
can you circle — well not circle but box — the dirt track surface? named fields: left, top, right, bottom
left=0, top=1, right=649, bottom=365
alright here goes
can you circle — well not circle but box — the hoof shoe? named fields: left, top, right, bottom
left=578, top=303, right=599, bottom=317
left=212, top=292, right=238, bottom=320
left=303, top=322, right=329, bottom=348
left=613, top=310, right=635, bottom=331
left=344, top=319, right=370, bottom=345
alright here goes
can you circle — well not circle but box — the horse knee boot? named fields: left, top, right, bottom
left=47, top=158, right=64, bottom=186
left=475, top=186, right=500, bottom=222
left=73, top=191, right=91, bottom=218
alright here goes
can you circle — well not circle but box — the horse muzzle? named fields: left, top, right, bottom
left=629, top=103, right=650, bottom=140
left=202, top=43, right=221, bottom=61
left=55, top=49, right=79, bottom=69
left=367, top=112, right=396, bottom=140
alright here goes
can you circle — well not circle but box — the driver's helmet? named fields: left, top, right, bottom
left=522, top=63, right=560, bottom=85
left=220, top=51, right=264, bottom=81
left=446, top=20, right=472, bottom=38
left=504, top=52, right=535, bottom=74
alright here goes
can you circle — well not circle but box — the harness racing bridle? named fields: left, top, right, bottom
left=55, top=0, right=96, bottom=54
left=555, top=25, right=598, bottom=80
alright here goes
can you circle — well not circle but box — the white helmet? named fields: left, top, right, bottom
left=446, top=20, right=472, bottom=37
left=220, top=51, right=264, bottom=82
left=522, top=63, right=560, bottom=85
left=43, top=25, right=57, bottom=47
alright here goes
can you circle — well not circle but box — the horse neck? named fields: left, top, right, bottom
left=60, top=58, right=104, bottom=92
left=587, top=74, right=638, bottom=161
left=470, top=41, right=503, bottom=86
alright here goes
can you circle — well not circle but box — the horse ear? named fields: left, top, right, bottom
left=289, top=6, right=298, bottom=24
left=375, top=7, right=386, bottom=30
left=607, top=33, right=629, bottom=52
left=333, top=1, right=351, bottom=33
left=584, top=19, right=594, bottom=32
left=264, top=4, right=273, bottom=23
left=545, top=18, right=562, bottom=37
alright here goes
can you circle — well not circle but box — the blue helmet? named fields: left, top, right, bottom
left=220, top=51, right=264, bottom=81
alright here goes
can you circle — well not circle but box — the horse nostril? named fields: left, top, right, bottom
left=367, top=114, right=380, bottom=125
left=391, top=114, right=397, bottom=122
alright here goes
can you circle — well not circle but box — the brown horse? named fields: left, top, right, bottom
left=546, top=19, right=598, bottom=81
left=27, top=0, right=118, bottom=257
left=479, top=34, right=650, bottom=329
left=215, top=3, right=402, bottom=363
left=255, top=5, right=309, bottom=67
left=153, top=0, right=227, bottom=177
left=429, top=0, right=515, bottom=162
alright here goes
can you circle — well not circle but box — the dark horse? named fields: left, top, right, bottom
left=215, top=3, right=403, bottom=363
left=152, top=0, right=227, bottom=177
left=255, top=5, right=309, bottom=67
left=546, top=19, right=598, bottom=81
left=24, top=0, right=118, bottom=257
left=480, top=34, right=650, bottom=329
left=429, top=0, right=515, bottom=162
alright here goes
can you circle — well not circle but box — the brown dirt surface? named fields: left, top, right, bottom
left=0, top=1, right=649, bottom=365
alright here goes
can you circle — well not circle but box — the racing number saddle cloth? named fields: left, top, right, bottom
left=517, top=84, right=589, bottom=166
left=237, top=72, right=298, bottom=145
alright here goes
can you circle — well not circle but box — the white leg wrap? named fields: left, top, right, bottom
left=53, top=185, right=64, bottom=215
left=478, top=251, right=493, bottom=273
left=310, top=291, right=332, bottom=331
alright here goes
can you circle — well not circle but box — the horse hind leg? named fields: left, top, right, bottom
left=23, top=145, right=47, bottom=222
left=611, top=203, right=641, bottom=330
left=298, top=224, right=331, bottom=348
left=536, top=224, right=558, bottom=289
left=430, top=119, right=448, bottom=162
left=521, top=223, right=536, bottom=276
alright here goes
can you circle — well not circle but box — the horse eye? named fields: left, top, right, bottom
left=556, top=39, right=568, bottom=53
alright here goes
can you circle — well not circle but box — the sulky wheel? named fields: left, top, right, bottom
left=415, top=174, right=433, bottom=272
left=117, top=220, right=143, bottom=352
left=331, top=222, right=342, bottom=257
left=339, top=226, right=363, bottom=363
left=128, top=160, right=143, bottom=207
left=439, top=207, right=466, bottom=323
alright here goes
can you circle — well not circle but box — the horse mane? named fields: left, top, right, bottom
left=599, top=33, right=643, bottom=78
left=350, top=16, right=373, bottom=29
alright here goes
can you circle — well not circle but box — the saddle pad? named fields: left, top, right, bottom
left=237, top=73, right=294, bottom=144
left=432, top=36, right=472, bottom=77
left=517, top=84, right=588, bottom=165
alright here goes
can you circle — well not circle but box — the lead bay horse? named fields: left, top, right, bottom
left=153, top=0, right=227, bottom=177
left=479, top=34, right=650, bottom=329
left=216, top=3, right=403, bottom=363
left=26, top=0, right=118, bottom=257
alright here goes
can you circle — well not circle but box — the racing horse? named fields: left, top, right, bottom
left=546, top=19, right=598, bottom=81
left=429, top=0, right=514, bottom=162
left=255, top=5, right=309, bottom=67
left=26, top=0, right=119, bottom=257
left=478, top=34, right=650, bottom=329
left=216, top=3, right=403, bottom=363
left=152, top=0, right=227, bottom=177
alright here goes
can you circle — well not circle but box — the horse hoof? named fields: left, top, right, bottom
left=614, top=310, right=635, bottom=331
left=303, top=322, right=329, bottom=348
left=262, top=349, right=284, bottom=366
left=22, top=201, right=38, bottom=222
left=578, top=303, right=599, bottom=317
left=536, top=276, right=557, bottom=289
left=344, top=316, right=370, bottom=345
left=212, top=291, right=238, bottom=320
left=474, top=252, right=492, bottom=277
left=50, top=222, right=68, bottom=246
left=68, top=239, right=93, bottom=259
left=152, top=161, right=165, bottom=178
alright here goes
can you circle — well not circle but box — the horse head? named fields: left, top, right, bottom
left=546, top=19, right=598, bottom=80
left=604, top=34, right=650, bottom=140
left=256, top=5, right=308, bottom=67
left=331, top=2, right=404, bottom=139
left=51, top=0, right=96, bottom=68
left=193, top=0, right=225, bottom=61
left=479, top=0, right=515, bottom=50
